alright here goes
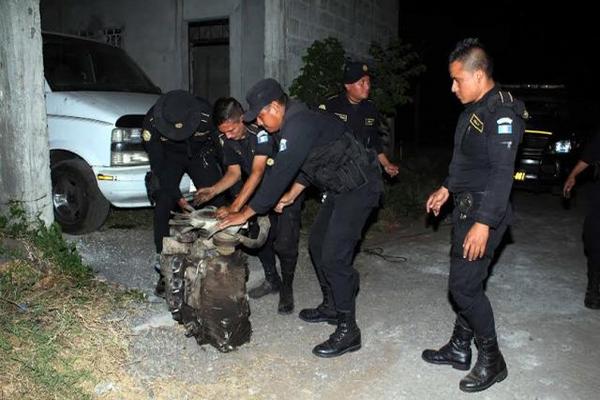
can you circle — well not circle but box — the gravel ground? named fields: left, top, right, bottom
left=68, top=188, right=600, bottom=400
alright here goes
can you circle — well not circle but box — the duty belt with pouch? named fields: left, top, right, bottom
left=454, top=191, right=484, bottom=220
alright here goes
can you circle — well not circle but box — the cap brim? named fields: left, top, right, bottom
left=242, top=106, right=261, bottom=122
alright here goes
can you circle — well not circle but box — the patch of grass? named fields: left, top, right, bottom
left=0, top=203, right=140, bottom=399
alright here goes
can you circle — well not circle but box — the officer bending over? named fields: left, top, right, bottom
left=218, top=79, right=383, bottom=358
left=142, top=90, right=226, bottom=296
left=194, top=97, right=300, bottom=314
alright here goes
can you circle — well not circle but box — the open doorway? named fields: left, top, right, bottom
left=188, top=19, right=229, bottom=103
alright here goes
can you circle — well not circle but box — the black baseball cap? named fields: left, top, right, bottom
left=343, top=61, right=370, bottom=84
left=153, top=90, right=212, bottom=141
left=243, top=78, right=284, bottom=122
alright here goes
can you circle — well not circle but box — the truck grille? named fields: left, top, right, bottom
left=519, top=131, right=550, bottom=160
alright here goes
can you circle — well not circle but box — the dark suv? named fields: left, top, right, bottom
left=504, top=84, right=586, bottom=193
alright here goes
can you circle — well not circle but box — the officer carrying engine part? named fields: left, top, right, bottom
left=194, top=97, right=302, bottom=314
left=217, top=78, right=383, bottom=358
left=142, top=90, right=226, bottom=297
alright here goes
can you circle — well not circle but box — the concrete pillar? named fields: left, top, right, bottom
left=0, top=0, right=54, bottom=226
left=264, top=0, right=287, bottom=86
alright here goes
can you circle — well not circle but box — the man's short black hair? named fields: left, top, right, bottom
left=449, top=38, right=494, bottom=77
left=213, top=97, right=244, bottom=126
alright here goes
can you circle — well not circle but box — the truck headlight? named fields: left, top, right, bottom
left=112, top=128, right=142, bottom=143
left=111, top=127, right=148, bottom=166
left=553, top=140, right=572, bottom=154
left=111, top=150, right=149, bottom=166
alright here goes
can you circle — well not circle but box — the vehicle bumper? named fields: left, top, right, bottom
left=92, top=165, right=192, bottom=208
left=513, top=154, right=574, bottom=190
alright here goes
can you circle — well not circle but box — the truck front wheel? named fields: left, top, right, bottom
left=51, top=159, right=110, bottom=234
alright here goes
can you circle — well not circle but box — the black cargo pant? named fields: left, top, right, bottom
left=255, top=193, right=305, bottom=280
left=449, top=192, right=509, bottom=339
left=308, top=181, right=381, bottom=314
left=153, top=150, right=225, bottom=253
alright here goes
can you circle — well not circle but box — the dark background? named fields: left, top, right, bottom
left=397, top=1, right=600, bottom=148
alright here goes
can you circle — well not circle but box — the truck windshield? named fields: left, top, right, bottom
left=43, top=34, right=160, bottom=94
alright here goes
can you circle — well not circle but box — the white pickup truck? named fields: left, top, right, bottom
left=43, top=32, right=191, bottom=234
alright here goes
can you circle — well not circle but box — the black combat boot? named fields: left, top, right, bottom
left=278, top=272, right=295, bottom=314
left=422, top=319, right=474, bottom=370
left=312, top=312, right=361, bottom=358
left=248, top=267, right=281, bottom=299
left=584, top=269, right=600, bottom=309
left=459, top=336, right=508, bottom=393
left=298, top=285, right=337, bottom=324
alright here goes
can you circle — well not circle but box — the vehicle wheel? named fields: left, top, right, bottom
left=51, top=159, right=110, bottom=234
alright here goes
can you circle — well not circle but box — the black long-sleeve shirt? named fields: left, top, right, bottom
left=445, top=86, right=525, bottom=228
left=249, top=100, right=348, bottom=214
left=320, top=93, right=384, bottom=154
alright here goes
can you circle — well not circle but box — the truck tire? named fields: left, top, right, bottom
left=51, top=159, right=110, bottom=234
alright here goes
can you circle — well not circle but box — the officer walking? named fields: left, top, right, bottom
left=142, top=90, right=226, bottom=296
left=194, top=97, right=301, bottom=314
left=319, top=61, right=399, bottom=177
left=217, top=78, right=383, bottom=357
left=422, top=38, right=526, bottom=392
left=563, top=132, right=600, bottom=309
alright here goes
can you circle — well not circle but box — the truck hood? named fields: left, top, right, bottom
left=45, top=91, right=159, bottom=124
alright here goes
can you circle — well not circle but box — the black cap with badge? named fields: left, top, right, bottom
left=243, top=78, right=284, bottom=122
left=343, top=61, right=370, bottom=84
left=153, top=90, right=212, bottom=141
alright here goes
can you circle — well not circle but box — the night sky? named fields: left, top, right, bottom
left=397, top=2, right=599, bottom=146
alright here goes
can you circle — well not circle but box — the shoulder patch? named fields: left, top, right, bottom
left=257, top=130, right=269, bottom=144
left=469, top=114, right=484, bottom=133
left=497, top=117, right=513, bottom=135
left=334, top=112, right=348, bottom=122
left=279, top=138, right=288, bottom=152
left=365, top=118, right=375, bottom=126
left=142, top=129, right=152, bottom=142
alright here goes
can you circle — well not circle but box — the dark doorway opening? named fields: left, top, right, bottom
left=188, top=19, right=229, bottom=103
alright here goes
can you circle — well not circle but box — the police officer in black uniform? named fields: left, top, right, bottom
left=563, top=132, right=600, bottom=309
left=319, top=61, right=399, bottom=177
left=142, top=90, right=226, bottom=295
left=217, top=78, right=383, bottom=357
left=422, top=39, right=526, bottom=392
left=194, top=97, right=302, bottom=314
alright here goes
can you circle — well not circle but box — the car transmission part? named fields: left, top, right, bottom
left=160, top=206, right=270, bottom=352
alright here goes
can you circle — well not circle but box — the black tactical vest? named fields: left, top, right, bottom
left=301, top=131, right=377, bottom=193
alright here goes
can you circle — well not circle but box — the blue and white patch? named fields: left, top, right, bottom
left=257, top=130, right=269, bottom=144
left=279, top=138, right=288, bottom=152
left=497, top=117, right=513, bottom=135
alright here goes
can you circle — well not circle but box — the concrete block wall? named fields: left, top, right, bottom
left=282, top=0, right=398, bottom=88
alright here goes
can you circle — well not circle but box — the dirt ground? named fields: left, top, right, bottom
left=68, top=188, right=600, bottom=400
